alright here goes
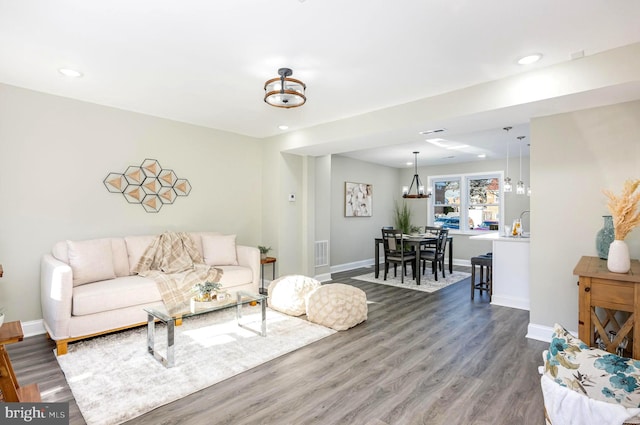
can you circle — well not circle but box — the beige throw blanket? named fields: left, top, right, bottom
left=133, top=232, right=223, bottom=314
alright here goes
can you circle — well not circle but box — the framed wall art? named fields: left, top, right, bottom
left=345, top=182, right=372, bottom=217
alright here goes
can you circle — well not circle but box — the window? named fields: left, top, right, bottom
left=433, top=179, right=461, bottom=229
left=429, top=172, right=503, bottom=233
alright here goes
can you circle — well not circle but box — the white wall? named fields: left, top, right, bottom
left=330, top=156, right=399, bottom=267
left=530, top=100, right=640, bottom=331
left=314, top=155, right=332, bottom=278
left=0, top=83, right=262, bottom=322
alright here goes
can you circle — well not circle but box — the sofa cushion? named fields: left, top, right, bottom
left=67, top=239, right=116, bottom=286
left=188, top=232, right=221, bottom=258
left=111, top=238, right=130, bottom=277
left=52, top=240, right=69, bottom=263
left=202, top=234, right=238, bottom=266
left=72, top=275, right=162, bottom=316
left=124, top=235, right=156, bottom=274
left=53, top=238, right=129, bottom=277
left=217, top=265, right=252, bottom=288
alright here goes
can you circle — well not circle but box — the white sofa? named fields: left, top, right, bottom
left=41, top=232, right=260, bottom=355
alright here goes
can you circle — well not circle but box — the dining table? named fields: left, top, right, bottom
left=374, top=234, right=453, bottom=285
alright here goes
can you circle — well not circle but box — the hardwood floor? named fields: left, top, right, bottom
left=7, top=266, right=549, bottom=425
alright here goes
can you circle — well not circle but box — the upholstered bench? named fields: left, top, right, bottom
left=267, top=274, right=321, bottom=316
left=540, top=324, right=640, bottom=425
left=305, top=283, right=367, bottom=331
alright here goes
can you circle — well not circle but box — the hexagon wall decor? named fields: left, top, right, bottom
left=104, top=159, right=191, bottom=213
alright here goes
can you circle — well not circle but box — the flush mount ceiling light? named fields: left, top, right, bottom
left=402, top=151, right=431, bottom=199
left=58, top=68, right=83, bottom=78
left=517, top=54, right=542, bottom=65
left=264, top=68, right=306, bottom=108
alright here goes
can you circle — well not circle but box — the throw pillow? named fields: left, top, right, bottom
left=544, top=323, right=640, bottom=409
left=202, top=234, right=238, bottom=266
left=67, top=239, right=116, bottom=286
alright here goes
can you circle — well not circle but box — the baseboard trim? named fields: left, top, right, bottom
left=314, top=273, right=333, bottom=282
left=331, top=258, right=466, bottom=274
left=490, top=295, right=530, bottom=311
left=22, top=319, right=46, bottom=337
left=330, top=259, right=375, bottom=274
left=527, top=322, right=578, bottom=343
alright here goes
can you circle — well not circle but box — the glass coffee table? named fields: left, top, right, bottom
left=144, top=290, right=267, bottom=367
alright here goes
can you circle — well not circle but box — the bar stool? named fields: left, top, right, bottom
left=470, top=255, right=492, bottom=300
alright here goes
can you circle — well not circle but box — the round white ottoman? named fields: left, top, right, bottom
left=267, top=275, right=322, bottom=316
left=305, top=283, right=367, bottom=331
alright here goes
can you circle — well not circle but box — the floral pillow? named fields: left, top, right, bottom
left=544, top=323, right=640, bottom=408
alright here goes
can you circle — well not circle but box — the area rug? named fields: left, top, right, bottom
left=352, top=268, right=470, bottom=293
left=55, top=306, right=336, bottom=425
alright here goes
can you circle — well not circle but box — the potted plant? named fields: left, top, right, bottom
left=409, top=225, right=422, bottom=236
left=193, top=281, right=223, bottom=302
left=258, top=245, right=272, bottom=260
left=191, top=281, right=225, bottom=311
left=394, top=201, right=412, bottom=234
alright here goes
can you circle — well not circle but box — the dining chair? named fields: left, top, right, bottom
left=381, top=228, right=416, bottom=281
left=420, top=228, right=449, bottom=280
left=421, top=226, right=442, bottom=249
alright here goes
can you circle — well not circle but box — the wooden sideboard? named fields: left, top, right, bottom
left=574, top=256, right=640, bottom=359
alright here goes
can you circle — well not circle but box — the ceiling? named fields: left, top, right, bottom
left=1, top=0, right=639, bottom=168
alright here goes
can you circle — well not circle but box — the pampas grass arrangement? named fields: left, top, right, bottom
left=603, top=179, right=640, bottom=240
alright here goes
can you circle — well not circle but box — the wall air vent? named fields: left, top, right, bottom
left=315, top=240, right=329, bottom=267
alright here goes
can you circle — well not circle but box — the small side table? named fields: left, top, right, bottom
left=0, top=321, right=41, bottom=402
left=260, top=257, right=276, bottom=295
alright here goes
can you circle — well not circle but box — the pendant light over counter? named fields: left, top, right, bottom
left=503, top=126, right=513, bottom=192
left=516, top=136, right=526, bottom=195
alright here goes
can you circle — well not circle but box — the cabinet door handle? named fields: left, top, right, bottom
left=585, top=287, right=591, bottom=292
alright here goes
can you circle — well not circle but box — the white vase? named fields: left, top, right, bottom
left=607, top=240, right=631, bottom=273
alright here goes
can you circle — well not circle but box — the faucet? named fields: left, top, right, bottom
left=519, top=210, right=531, bottom=236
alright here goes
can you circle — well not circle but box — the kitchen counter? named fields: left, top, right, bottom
left=470, top=232, right=530, bottom=242
left=470, top=232, right=530, bottom=310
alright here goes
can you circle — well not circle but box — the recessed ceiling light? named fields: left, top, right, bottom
left=477, top=154, right=486, bottom=158
left=278, top=125, right=289, bottom=130
left=419, top=128, right=446, bottom=135
left=58, top=68, right=83, bottom=78
left=517, top=54, right=542, bottom=65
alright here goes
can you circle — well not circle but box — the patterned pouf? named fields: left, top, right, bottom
left=267, top=274, right=322, bottom=316
left=305, top=283, right=367, bottom=331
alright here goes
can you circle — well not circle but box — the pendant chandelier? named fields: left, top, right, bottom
left=402, top=151, right=431, bottom=198
left=264, top=68, right=306, bottom=108
left=516, top=136, right=526, bottom=195
left=503, top=126, right=513, bottom=192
